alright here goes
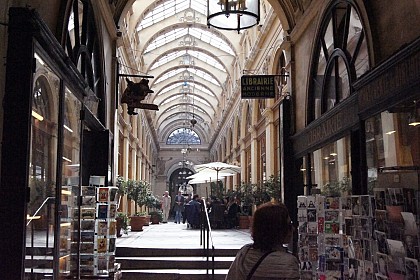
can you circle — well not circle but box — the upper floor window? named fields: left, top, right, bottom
left=308, top=1, right=370, bottom=122
left=167, top=128, right=201, bottom=144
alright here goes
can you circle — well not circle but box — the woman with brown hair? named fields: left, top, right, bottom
left=226, top=202, right=300, bottom=280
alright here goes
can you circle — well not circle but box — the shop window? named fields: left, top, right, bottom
left=28, top=74, right=57, bottom=238
left=246, top=149, right=251, bottom=182
left=258, top=136, right=266, bottom=182
left=310, top=136, right=351, bottom=196
left=366, top=104, right=419, bottom=196
left=59, top=87, right=82, bottom=277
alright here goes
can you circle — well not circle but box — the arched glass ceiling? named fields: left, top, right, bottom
left=160, top=94, right=212, bottom=108
left=159, top=83, right=179, bottom=95
left=165, top=104, right=209, bottom=115
left=157, top=82, right=216, bottom=99
left=144, top=27, right=234, bottom=56
left=165, top=112, right=204, bottom=123
left=155, top=68, right=220, bottom=86
left=167, top=128, right=201, bottom=145
left=137, top=0, right=207, bottom=31
left=150, top=50, right=226, bottom=72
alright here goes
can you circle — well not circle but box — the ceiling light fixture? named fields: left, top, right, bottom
left=207, top=0, right=260, bottom=33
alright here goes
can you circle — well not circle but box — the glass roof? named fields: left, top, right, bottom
left=156, top=82, right=216, bottom=100
left=144, top=27, right=234, bottom=56
left=160, top=93, right=212, bottom=108
left=137, top=0, right=207, bottom=31
left=154, top=68, right=220, bottom=86
left=135, top=0, right=238, bottom=144
left=150, top=50, right=226, bottom=72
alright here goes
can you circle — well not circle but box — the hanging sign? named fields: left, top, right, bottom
left=241, top=75, right=276, bottom=99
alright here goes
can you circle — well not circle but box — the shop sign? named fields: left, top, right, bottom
left=293, top=97, right=358, bottom=157
left=357, top=42, right=420, bottom=115
left=241, top=75, right=276, bottom=98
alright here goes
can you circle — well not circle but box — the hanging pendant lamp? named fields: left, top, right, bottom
left=207, top=0, right=260, bottom=33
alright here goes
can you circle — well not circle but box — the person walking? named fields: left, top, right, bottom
left=182, top=193, right=191, bottom=224
left=226, top=202, right=300, bottom=280
left=174, top=191, right=185, bottom=224
left=162, top=191, right=171, bottom=223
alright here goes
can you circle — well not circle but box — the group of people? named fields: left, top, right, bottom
left=161, top=190, right=202, bottom=228
left=207, top=195, right=241, bottom=229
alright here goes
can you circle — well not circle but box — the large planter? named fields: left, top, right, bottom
left=238, top=215, right=251, bottom=229
left=143, top=215, right=151, bottom=226
left=150, top=213, right=161, bottom=224
left=130, top=216, right=147, bottom=231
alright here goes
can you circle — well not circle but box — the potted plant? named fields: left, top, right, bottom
left=126, top=180, right=151, bottom=231
left=238, top=212, right=251, bottom=229
left=130, top=211, right=148, bottom=231
left=116, top=212, right=130, bottom=237
left=149, top=210, right=163, bottom=224
left=263, top=174, right=282, bottom=202
left=238, top=182, right=255, bottom=216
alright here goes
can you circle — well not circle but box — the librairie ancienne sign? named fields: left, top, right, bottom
left=241, top=75, right=276, bottom=98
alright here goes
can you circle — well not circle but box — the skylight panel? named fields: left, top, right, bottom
left=191, top=69, right=219, bottom=85
left=145, top=29, right=188, bottom=53
left=192, top=95, right=212, bottom=107
left=159, top=83, right=179, bottom=95
left=154, top=68, right=185, bottom=84
left=194, top=84, right=214, bottom=96
left=190, top=50, right=225, bottom=71
left=190, top=28, right=234, bottom=55
left=194, top=106, right=205, bottom=114
left=160, top=94, right=182, bottom=106
left=137, top=0, right=190, bottom=31
left=150, top=51, right=182, bottom=70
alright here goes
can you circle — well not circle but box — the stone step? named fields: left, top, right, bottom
left=116, top=247, right=238, bottom=257
left=116, top=247, right=237, bottom=279
left=117, top=256, right=234, bottom=270
left=25, top=255, right=53, bottom=269
left=119, top=269, right=229, bottom=280
left=24, top=268, right=53, bottom=280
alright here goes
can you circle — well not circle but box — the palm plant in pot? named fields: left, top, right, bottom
left=126, top=179, right=151, bottom=231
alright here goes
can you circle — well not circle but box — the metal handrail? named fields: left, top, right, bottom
left=26, top=196, right=55, bottom=226
left=201, top=198, right=215, bottom=280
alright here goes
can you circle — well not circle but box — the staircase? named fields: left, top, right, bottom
left=115, top=247, right=238, bottom=280
left=24, top=247, right=53, bottom=279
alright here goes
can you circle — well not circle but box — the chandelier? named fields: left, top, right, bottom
left=207, top=0, right=260, bottom=33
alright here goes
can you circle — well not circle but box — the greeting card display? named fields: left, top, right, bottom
left=70, top=176, right=120, bottom=277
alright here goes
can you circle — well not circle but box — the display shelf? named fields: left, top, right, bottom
left=297, top=192, right=419, bottom=280
left=59, top=175, right=120, bottom=278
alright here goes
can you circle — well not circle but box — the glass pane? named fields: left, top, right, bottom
left=324, top=56, right=351, bottom=112
left=311, top=136, right=351, bottom=196
left=348, top=7, right=369, bottom=78
left=59, top=88, right=82, bottom=277
left=314, top=46, right=325, bottom=119
left=26, top=52, right=60, bottom=277
left=365, top=103, right=419, bottom=199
